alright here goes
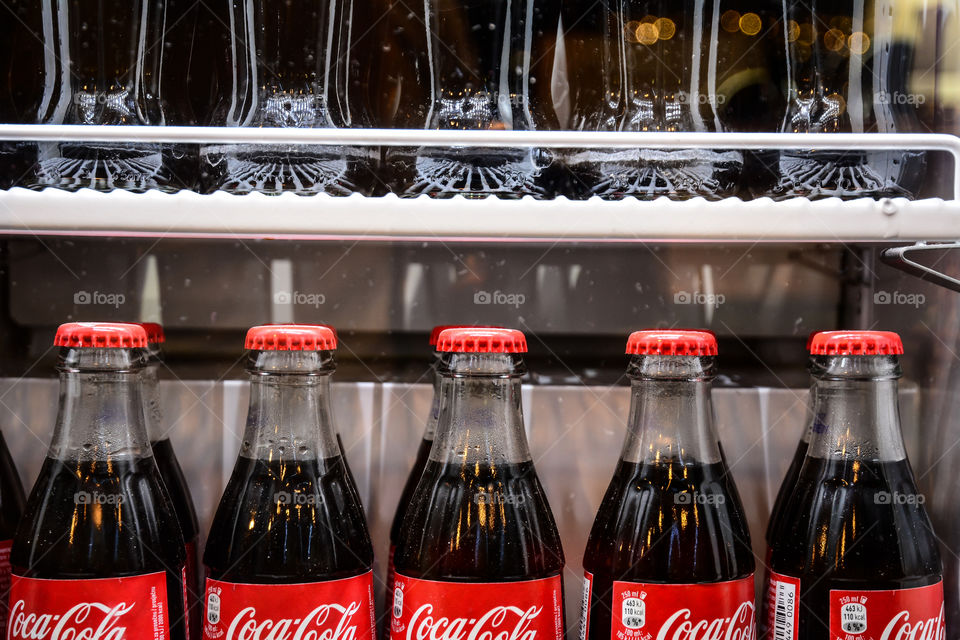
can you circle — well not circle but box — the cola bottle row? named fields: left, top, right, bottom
left=0, top=323, right=945, bottom=640
left=0, top=0, right=940, bottom=199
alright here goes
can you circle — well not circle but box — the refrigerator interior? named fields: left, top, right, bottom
left=0, top=236, right=955, bottom=631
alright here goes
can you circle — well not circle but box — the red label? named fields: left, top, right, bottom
left=201, top=571, right=376, bottom=640
left=0, top=540, right=12, bottom=635
left=390, top=573, right=564, bottom=640
left=609, top=576, right=755, bottom=640
left=829, top=583, right=945, bottom=640
left=766, top=572, right=800, bottom=640
left=8, top=571, right=171, bottom=640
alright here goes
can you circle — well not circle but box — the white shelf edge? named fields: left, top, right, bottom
left=0, top=189, right=957, bottom=242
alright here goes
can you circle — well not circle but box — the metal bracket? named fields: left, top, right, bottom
left=880, top=242, right=960, bottom=293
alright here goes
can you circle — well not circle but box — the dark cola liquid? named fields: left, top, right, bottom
left=390, top=437, right=432, bottom=546
left=765, top=439, right=808, bottom=546
left=204, top=455, right=373, bottom=582
left=12, top=455, right=186, bottom=639
left=765, top=457, right=941, bottom=640
left=153, top=439, right=201, bottom=640
left=382, top=437, right=431, bottom=636
left=393, top=459, right=564, bottom=580
left=18, top=0, right=196, bottom=192
left=0, top=432, right=25, bottom=633
left=582, top=458, right=754, bottom=640
left=0, top=432, right=25, bottom=541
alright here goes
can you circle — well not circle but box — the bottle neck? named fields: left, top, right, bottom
left=242, top=351, right=340, bottom=461
left=142, top=361, right=165, bottom=442
left=807, top=355, right=906, bottom=462
left=620, top=355, right=721, bottom=465
left=799, top=360, right=818, bottom=444
left=51, top=347, right=152, bottom=461
left=423, top=360, right=442, bottom=441
left=430, top=352, right=531, bottom=466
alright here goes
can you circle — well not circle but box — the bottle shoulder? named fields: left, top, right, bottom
left=13, top=456, right=184, bottom=576
left=204, top=455, right=373, bottom=582
left=394, top=459, right=564, bottom=580
left=583, top=459, right=754, bottom=582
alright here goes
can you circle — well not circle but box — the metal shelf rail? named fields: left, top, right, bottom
left=0, top=126, right=958, bottom=243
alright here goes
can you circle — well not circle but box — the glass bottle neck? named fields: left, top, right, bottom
left=807, top=355, right=906, bottom=462
left=242, top=351, right=340, bottom=461
left=51, top=347, right=152, bottom=461
left=423, top=361, right=442, bottom=441
left=142, top=362, right=165, bottom=442
left=430, top=352, right=531, bottom=466
left=620, top=355, right=721, bottom=465
left=799, top=359, right=818, bottom=445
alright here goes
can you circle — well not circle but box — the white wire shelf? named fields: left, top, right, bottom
left=0, top=127, right=957, bottom=242
left=0, top=189, right=956, bottom=242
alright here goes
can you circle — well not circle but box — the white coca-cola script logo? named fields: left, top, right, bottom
left=879, top=604, right=946, bottom=640
left=655, top=602, right=755, bottom=640
left=9, top=599, right=133, bottom=640
left=405, top=604, right=544, bottom=640
left=226, top=602, right=362, bottom=640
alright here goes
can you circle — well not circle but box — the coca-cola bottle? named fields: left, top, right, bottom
left=139, top=323, right=202, bottom=640
left=9, top=322, right=187, bottom=640
left=764, top=331, right=944, bottom=640
left=200, top=0, right=376, bottom=195
left=769, top=2, right=927, bottom=199
left=390, top=327, right=565, bottom=640
left=384, top=325, right=471, bottom=614
left=580, top=330, right=755, bottom=640
left=0, top=426, right=25, bottom=636
left=560, top=1, right=745, bottom=199
left=764, top=333, right=820, bottom=564
left=383, top=1, right=561, bottom=198
left=15, top=0, right=195, bottom=192
left=202, top=324, right=376, bottom=639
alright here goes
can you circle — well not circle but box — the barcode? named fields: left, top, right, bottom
left=579, top=575, right=591, bottom=640
left=773, top=581, right=797, bottom=640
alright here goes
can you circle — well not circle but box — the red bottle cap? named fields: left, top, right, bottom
left=808, top=331, right=903, bottom=356
left=626, top=330, right=718, bottom=356
left=428, top=325, right=504, bottom=347
left=429, top=325, right=473, bottom=347
left=137, top=322, right=166, bottom=345
left=436, top=328, right=527, bottom=354
left=54, top=322, right=149, bottom=349
left=245, top=324, right=338, bottom=351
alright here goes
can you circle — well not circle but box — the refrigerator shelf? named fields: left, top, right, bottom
left=0, top=188, right=958, bottom=242
left=1, top=127, right=958, bottom=242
